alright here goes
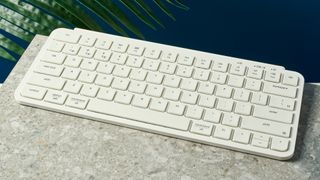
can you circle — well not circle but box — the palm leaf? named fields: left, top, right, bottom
left=0, top=0, right=189, bottom=62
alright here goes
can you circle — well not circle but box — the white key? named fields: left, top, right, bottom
left=78, top=47, right=96, bottom=58
left=28, top=74, right=65, bottom=90
left=271, top=138, right=289, bottom=152
left=95, top=74, right=113, bottom=87
left=62, top=43, right=80, bottom=55
left=80, top=84, right=99, bottom=97
left=161, top=51, right=178, bottom=62
left=95, top=39, right=112, bottom=50
left=35, top=62, right=64, bottom=77
left=234, top=102, right=252, bottom=115
left=198, top=82, right=215, bottom=95
left=44, top=90, right=68, bottom=105
left=146, top=72, right=164, bottom=84
left=190, top=121, right=213, bottom=136
left=167, top=102, right=185, bottom=115
left=233, top=88, right=250, bottom=102
left=198, top=95, right=215, bottom=108
left=245, top=78, right=261, bottom=91
left=163, top=88, right=181, bottom=101
left=222, top=113, right=240, bottom=127
left=53, top=31, right=80, bottom=43
left=241, top=116, right=291, bottom=138
left=145, top=85, right=163, bottom=97
left=193, top=69, right=210, bottom=81
left=177, top=55, right=194, bottom=66
left=252, top=133, right=270, bottom=148
left=216, top=98, right=234, bottom=112
left=94, top=50, right=112, bottom=62
left=227, top=75, right=244, bottom=88
left=41, top=51, right=66, bottom=64
left=269, top=95, right=295, bottom=111
left=132, top=95, right=150, bottom=108
left=215, top=85, right=233, bottom=98
left=65, top=95, right=88, bottom=109
left=159, top=62, right=177, bottom=74
left=203, top=109, right=222, bottom=123
left=110, top=52, right=127, bottom=64
left=111, top=42, right=128, bottom=53
left=263, top=81, right=297, bottom=98
left=283, top=72, right=299, bottom=86
left=176, top=65, right=193, bottom=78
left=126, top=56, right=144, bottom=68
left=181, top=91, right=198, bottom=105
left=130, top=69, right=147, bottom=81
left=78, top=71, right=96, bottom=83
left=47, top=40, right=64, bottom=52
left=64, top=56, right=82, bottom=67
left=20, top=85, right=47, bottom=100
left=79, top=36, right=96, bottom=47
left=251, top=92, right=268, bottom=105
left=97, top=88, right=116, bottom=101
left=253, top=106, right=293, bottom=124
left=113, top=66, right=131, bottom=78
left=144, top=49, right=161, bottom=59
left=114, top=92, right=133, bottom=105
left=87, top=99, right=190, bottom=131
left=229, top=64, right=246, bottom=75
left=80, top=58, right=98, bottom=71
left=96, top=62, right=115, bottom=74
left=111, top=78, right=130, bottom=90
left=61, top=67, right=80, bottom=80
left=163, top=75, right=181, bottom=88
left=127, top=45, right=145, bottom=56
left=63, top=81, right=82, bottom=94
left=128, top=81, right=147, bottom=94
left=194, top=57, right=211, bottom=69
left=149, top=99, right=167, bottom=112
left=211, top=72, right=227, bottom=84
left=233, top=129, right=251, bottom=144
left=212, top=61, right=229, bottom=72
left=265, top=71, right=281, bottom=83
left=185, top=106, right=203, bottom=119
left=214, top=126, right=232, bottom=140
left=180, top=79, right=198, bottom=91
left=247, top=67, right=263, bottom=79
left=142, top=58, right=160, bottom=71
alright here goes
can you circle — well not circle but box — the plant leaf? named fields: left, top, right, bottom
left=135, top=0, right=166, bottom=28
left=120, top=0, right=157, bottom=30
left=166, top=0, right=189, bottom=10
left=0, top=18, right=34, bottom=42
left=0, top=46, right=16, bottom=61
left=0, top=33, right=24, bottom=56
left=153, top=0, right=176, bottom=21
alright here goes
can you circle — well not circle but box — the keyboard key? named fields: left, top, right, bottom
left=79, top=36, right=96, bottom=47
left=78, top=71, right=97, bottom=83
left=167, top=102, right=185, bottom=115
left=282, top=72, right=299, bottom=86
left=185, top=106, right=203, bottom=119
left=177, top=55, right=194, bottom=66
left=114, top=92, right=133, bottom=105
left=253, top=106, right=293, bottom=124
left=222, top=114, right=240, bottom=127
left=130, top=69, right=147, bottom=81
left=203, top=109, right=222, bottom=123
left=64, top=56, right=82, bottom=67
left=62, top=43, right=80, bottom=55
left=161, top=51, right=178, bottom=62
left=63, top=81, right=82, bottom=94
left=53, top=30, right=80, bottom=43
left=113, top=66, right=131, bottom=78
left=87, top=99, right=190, bottom=131
left=265, top=71, right=281, bottom=83
left=194, top=57, right=211, bottom=69
left=193, top=69, right=210, bottom=81
left=35, top=62, right=64, bottom=77
left=159, top=62, right=177, bottom=74
left=214, top=126, right=232, bottom=140
left=144, top=49, right=161, bottom=59
left=181, top=91, right=198, bottom=105
left=111, top=42, right=128, bottom=53
left=94, top=49, right=112, bottom=62
left=97, top=88, right=116, bottom=101
left=127, top=45, right=145, bottom=56
left=47, top=40, right=64, bottom=52
left=142, top=58, right=160, bottom=71
left=126, top=56, right=144, bottom=68
left=132, top=95, right=150, bottom=108
left=149, top=99, right=168, bottom=112
left=198, top=82, right=215, bottom=95
left=176, top=65, right=193, bottom=78
left=163, top=75, right=181, bottom=88
left=263, top=81, right=297, bottom=98
left=61, top=67, right=80, bottom=80
left=233, top=129, right=251, bottom=144
left=215, top=85, right=233, bottom=98
left=163, top=88, right=181, bottom=101
left=80, top=58, right=98, bottom=71
left=241, top=116, right=291, bottom=138
left=212, top=61, right=229, bottom=72
left=44, top=90, right=68, bottom=105
left=28, top=73, right=65, bottom=90
left=251, top=92, right=268, bottom=105
left=111, top=77, right=130, bottom=90
left=110, top=52, right=127, bottom=65
left=245, top=78, right=261, bottom=91
left=211, top=72, right=227, bottom=84
left=80, top=84, right=99, bottom=97
left=229, top=64, right=246, bottom=75
left=269, top=95, right=295, bottom=111
left=95, top=74, right=113, bottom=87
left=146, top=72, right=164, bottom=84
left=251, top=133, right=270, bottom=148
left=234, top=102, right=252, bottom=115
left=78, top=47, right=96, bottom=58
left=198, top=95, right=215, bottom=108
left=145, top=85, right=163, bottom=97
left=128, top=81, right=147, bottom=94
left=96, top=62, right=115, bottom=74
left=20, top=84, right=47, bottom=100
left=95, top=39, right=112, bottom=50
left=180, top=79, right=198, bottom=91
left=190, top=121, right=213, bottom=136
left=227, top=75, right=244, bottom=88
left=233, top=88, right=250, bottom=102
left=247, top=67, right=263, bottom=79
left=271, top=137, right=289, bottom=152
left=216, top=98, right=234, bottom=112
left=41, top=51, right=66, bottom=65
left=65, top=95, right=89, bottom=109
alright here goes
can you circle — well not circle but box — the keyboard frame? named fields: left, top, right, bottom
left=15, top=28, right=305, bottom=160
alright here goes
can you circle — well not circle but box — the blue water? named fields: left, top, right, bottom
left=1, top=0, right=319, bottom=83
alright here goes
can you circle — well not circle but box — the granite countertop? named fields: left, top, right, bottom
left=0, top=35, right=319, bottom=180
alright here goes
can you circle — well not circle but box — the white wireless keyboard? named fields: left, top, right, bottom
left=15, top=28, right=304, bottom=160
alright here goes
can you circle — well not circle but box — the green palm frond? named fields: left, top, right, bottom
left=0, top=0, right=188, bottom=62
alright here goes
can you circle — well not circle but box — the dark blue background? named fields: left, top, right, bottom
left=1, top=0, right=319, bottom=83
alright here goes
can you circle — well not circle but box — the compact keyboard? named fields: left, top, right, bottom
left=15, top=28, right=304, bottom=160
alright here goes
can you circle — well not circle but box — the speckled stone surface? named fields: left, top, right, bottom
left=0, top=35, right=319, bottom=180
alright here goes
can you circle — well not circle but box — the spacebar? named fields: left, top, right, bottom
left=87, top=99, right=190, bottom=131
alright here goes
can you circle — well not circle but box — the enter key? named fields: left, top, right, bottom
left=253, top=105, right=293, bottom=124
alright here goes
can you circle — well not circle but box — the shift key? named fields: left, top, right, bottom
left=28, top=73, right=65, bottom=90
